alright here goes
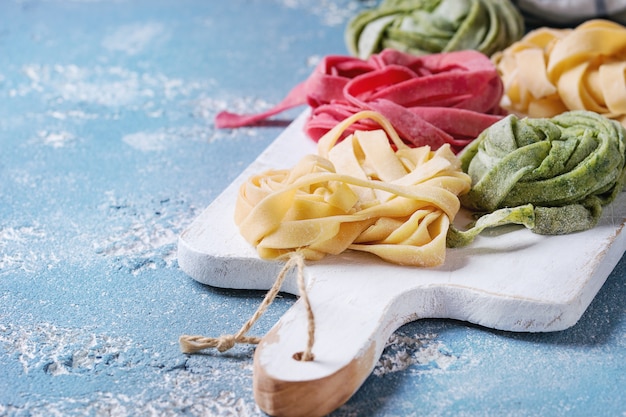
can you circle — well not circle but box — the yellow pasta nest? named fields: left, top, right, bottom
left=494, top=19, right=626, bottom=127
left=234, top=111, right=471, bottom=267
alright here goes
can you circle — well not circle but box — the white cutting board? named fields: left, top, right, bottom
left=178, top=111, right=626, bottom=417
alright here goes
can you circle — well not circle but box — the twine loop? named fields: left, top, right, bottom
left=179, top=334, right=261, bottom=354
left=179, top=252, right=315, bottom=361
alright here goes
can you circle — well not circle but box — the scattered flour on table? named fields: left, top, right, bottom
left=122, top=130, right=172, bottom=152
left=95, top=218, right=178, bottom=260
left=19, top=0, right=126, bottom=2
left=13, top=64, right=208, bottom=113
left=277, top=0, right=375, bottom=26
left=373, top=332, right=458, bottom=376
left=0, top=226, right=46, bottom=250
left=102, top=22, right=166, bottom=55
left=0, top=387, right=262, bottom=417
left=47, top=109, right=98, bottom=120
left=0, top=225, right=50, bottom=274
left=94, top=193, right=197, bottom=273
left=0, top=322, right=132, bottom=376
left=122, top=124, right=237, bottom=151
left=0, top=324, right=262, bottom=416
left=143, top=368, right=261, bottom=416
left=193, top=95, right=274, bottom=122
left=35, top=130, right=76, bottom=148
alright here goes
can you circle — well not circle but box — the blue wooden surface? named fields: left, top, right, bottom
left=0, top=1, right=624, bottom=416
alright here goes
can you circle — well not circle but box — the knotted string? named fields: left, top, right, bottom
left=179, top=252, right=315, bottom=361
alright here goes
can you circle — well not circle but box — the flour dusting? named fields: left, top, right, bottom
left=36, top=130, right=76, bottom=148
left=122, top=131, right=171, bottom=151
left=0, top=226, right=49, bottom=273
left=0, top=385, right=261, bottom=417
left=0, top=322, right=132, bottom=375
left=0, top=226, right=45, bottom=244
left=94, top=193, right=196, bottom=273
left=48, top=109, right=98, bottom=120
left=277, top=0, right=373, bottom=26
left=373, top=332, right=458, bottom=376
left=14, top=64, right=207, bottom=115
left=96, top=218, right=178, bottom=260
left=193, top=95, right=274, bottom=121
left=121, top=124, right=227, bottom=151
left=102, top=22, right=166, bottom=55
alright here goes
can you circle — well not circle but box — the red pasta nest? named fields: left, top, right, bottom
left=216, top=49, right=506, bottom=153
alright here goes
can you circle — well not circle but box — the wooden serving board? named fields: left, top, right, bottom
left=178, top=111, right=626, bottom=417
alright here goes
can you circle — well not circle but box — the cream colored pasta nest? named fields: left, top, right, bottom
left=234, top=111, right=471, bottom=267
left=494, top=19, right=626, bottom=127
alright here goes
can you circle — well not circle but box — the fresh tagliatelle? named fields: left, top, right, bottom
left=216, top=49, right=504, bottom=153
left=235, top=111, right=471, bottom=267
left=346, top=0, right=525, bottom=59
left=447, top=110, right=626, bottom=247
left=494, top=19, right=626, bottom=127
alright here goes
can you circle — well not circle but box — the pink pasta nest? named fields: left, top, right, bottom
left=216, top=49, right=506, bottom=153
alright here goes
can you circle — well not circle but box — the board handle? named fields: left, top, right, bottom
left=252, top=276, right=424, bottom=417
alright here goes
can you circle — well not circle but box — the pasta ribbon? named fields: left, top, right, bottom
left=448, top=110, right=626, bottom=247
left=346, top=0, right=524, bottom=59
left=235, top=111, right=471, bottom=266
left=494, top=19, right=626, bottom=127
left=216, top=49, right=505, bottom=153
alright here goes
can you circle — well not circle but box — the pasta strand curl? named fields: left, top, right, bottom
left=235, top=111, right=471, bottom=266
left=494, top=20, right=626, bottom=128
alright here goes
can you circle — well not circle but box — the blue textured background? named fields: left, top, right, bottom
left=0, top=1, right=624, bottom=416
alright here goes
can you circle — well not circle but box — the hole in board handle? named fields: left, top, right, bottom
left=293, top=351, right=315, bottom=361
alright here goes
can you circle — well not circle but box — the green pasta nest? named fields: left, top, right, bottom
left=448, top=110, right=626, bottom=247
left=346, top=0, right=525, bottom=59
